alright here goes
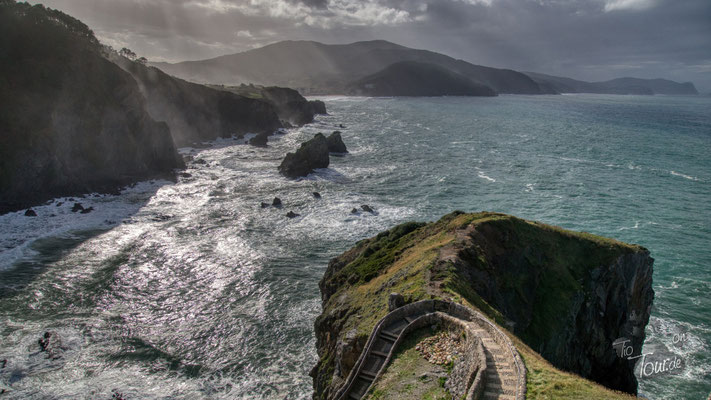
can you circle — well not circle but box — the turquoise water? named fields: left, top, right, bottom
left=0, top=94, right=709, bottom=399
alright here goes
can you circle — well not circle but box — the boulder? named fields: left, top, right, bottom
left=24, top=209, right=37, bottom=217
left=278, top=133, right=330, bottom=178
left=272, top=197, right=282, bottom=207
left=249, top=131, right=270, bottom=147
left=71, top=203, right=84, bottom=213
left=388, top=293, right=405, bottom=311
left=310, top=100, right=327, bottom=115
left=326, top=132, right=348, bottom=154
left=260, top=202, right=270, bottom=208
left=313, top=192, right=322, bottom=199
left=286, top=211, right=300, bottom=218
left=351, top=208, right=359, bottom=214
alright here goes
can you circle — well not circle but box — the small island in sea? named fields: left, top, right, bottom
left=1, top=1, right=709, bottom=399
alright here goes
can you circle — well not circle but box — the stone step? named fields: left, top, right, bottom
left=380, top=330, right=398, bottom=341
left=482, top=390, right=516, bottom=399
left=482, top=392, right=516, bottom=400
left=361, top=369, right=377, bottom=379
left=371, top=350, right=388, bottom=358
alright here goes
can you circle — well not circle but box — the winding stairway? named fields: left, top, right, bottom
left=334, top=300, right=526, bottom=400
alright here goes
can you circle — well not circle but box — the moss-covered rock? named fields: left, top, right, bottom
left=313, top=211, right=654, bottom=399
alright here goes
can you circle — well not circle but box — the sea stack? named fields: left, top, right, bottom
left=278, top=133, right=330, bottom=178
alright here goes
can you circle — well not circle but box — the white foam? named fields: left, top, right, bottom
left=477, top=171, right=496, bottom=183
left=670, top=170, right=700, bottom=181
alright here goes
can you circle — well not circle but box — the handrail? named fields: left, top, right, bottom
left=333, top=299, right=526, bottom=400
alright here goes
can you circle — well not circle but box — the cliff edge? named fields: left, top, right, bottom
left=313, top=212, right=653, bottom=399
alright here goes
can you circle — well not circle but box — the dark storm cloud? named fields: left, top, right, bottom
left=30, top=0, right=711, bottom=91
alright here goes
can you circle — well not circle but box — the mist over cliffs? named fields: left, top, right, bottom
left=0, top=1, right=322, bottom=214
left=0, top=1, right=183, bottom=214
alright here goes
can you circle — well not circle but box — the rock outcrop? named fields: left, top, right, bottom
left=309, top=100, right=327, bottom=115
left=0, top=2, right=183, bottom=214
left=312, top=212, right=654, bottom=399
left=260, top=86, right=324, bottom=126
left=278, top=134, right=330, bottom=178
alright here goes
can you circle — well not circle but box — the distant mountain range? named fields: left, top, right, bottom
left=525, top=72, right=698, bottom=95
left=152, top=40, right=698, bottom=97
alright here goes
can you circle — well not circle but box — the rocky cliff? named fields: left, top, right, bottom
left=111, top=56, right=285, bottom=147
left=313, top=212, right=654, bottom=399
left=0, top=2, right=183, bottom=214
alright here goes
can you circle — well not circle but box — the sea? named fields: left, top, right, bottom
left=0, top=94, right=709, bottom=399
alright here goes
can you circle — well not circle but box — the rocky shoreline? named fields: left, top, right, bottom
left=0, top=2, right=325, bottom=215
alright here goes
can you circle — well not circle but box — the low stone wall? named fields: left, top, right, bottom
left=443, top=318, right=486, bottom=399
left=440, top=301, right=527, bottom=399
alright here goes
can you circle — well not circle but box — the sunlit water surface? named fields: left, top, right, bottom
left=1, top=94, right=709, bottom=399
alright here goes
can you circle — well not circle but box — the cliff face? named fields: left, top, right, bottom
left=437, top=215, right=654, bottom=393
left=313, top=212, right=654, bottom=399
left=0, top=2, right=183, bottom=214
left=111, top=57, right=285, bottom=147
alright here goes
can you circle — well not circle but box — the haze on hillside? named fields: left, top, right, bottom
left=30, top=0, right=711, bottom=92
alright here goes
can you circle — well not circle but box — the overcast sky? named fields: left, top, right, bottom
left=32, top=0, right=711, bottom=91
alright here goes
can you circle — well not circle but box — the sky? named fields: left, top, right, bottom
left=30, top=0, right=711, bottom=91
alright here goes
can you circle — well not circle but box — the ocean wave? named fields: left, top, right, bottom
left=670, top=170, right=700, bottom=181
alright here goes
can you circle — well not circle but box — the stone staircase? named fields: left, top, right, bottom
left=334, top=300, right=526, bottom=400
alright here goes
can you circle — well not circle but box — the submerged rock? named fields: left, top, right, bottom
left=80, top=207, right=94, bottom=214
left=260, top=202, right=270, bottom=208
left=71, top=203, right=84, bottom=213
left=313, top=192, right=322, bottom=199
left=38, top=331, right=64, bottom=359
left=361, top=205, right=375, bottom=213
left=286, top=211, right=300, bottom=218
left=350, top=208, right=359, bottom=214
left=278, top=133, right=330, bottom=178
left=24, top=209, right=37, bottom=217
left=326, top=132, right=348, bottom=154
left=272, top=197, right=282, bottom=207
